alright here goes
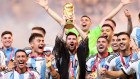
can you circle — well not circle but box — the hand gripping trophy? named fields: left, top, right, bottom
left=63, top=3, right=75, bottom=29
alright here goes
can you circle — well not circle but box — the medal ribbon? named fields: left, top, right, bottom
left=120, top=51, right=132, bottom=68
left=10, top=48, right=14, bottom=60
left=92, top=52, right=109, bottom=72
left=69, top=54, right=78, bottom=78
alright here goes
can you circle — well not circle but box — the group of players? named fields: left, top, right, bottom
left=0, top=0, right=140, bottom=79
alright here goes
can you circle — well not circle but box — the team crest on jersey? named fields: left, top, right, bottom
left=104, top=65, right=109, bottom=70
left=124, top=64, right=130, bottom=69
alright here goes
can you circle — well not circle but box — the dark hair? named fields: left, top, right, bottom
left=66, top=32, right=77, bottom=39
left=29, top=33, right=43, bottom=43
left=105, top=19, right=116, bottom=27
left=15, top=49, right=28, bottom=57
left=138, top=13, right=140, bottom=19
left=81, top=15, right=91, bottom=20
left=32, top=26, right=46, bottom=35
left=102, top=24, right=114, bottom=31
left=118, top=32, right=130, bottom=38
left=97, top=36, right=109, bottom=43
left=113, top=33, right=118, bottom=37
left=1, top=31, right=12, bottom=37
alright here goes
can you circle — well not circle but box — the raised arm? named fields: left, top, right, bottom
left=124, top=9, right=133, bottom=35
left=36, top=0, right=65, bottom=26
left=99, top=0, right=132, bottom=26
left=57, top=26, right=65, bottom=39
left=74, top=24, right=87, bottom=39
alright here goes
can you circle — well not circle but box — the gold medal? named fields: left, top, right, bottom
left=91, top=72, right=97, bottom=79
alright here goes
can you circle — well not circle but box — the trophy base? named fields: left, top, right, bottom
left=64, top=24, right=74, bottom=29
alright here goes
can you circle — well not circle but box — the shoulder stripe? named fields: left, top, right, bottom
left=86, top=54, right=97, bottom=61
left=107, top=53, right=119, bottom=63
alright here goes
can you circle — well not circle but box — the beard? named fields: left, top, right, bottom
left=68, top=46, right=76, bottom=54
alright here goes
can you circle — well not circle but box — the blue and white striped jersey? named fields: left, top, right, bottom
left=107, top=53, right=139, bottom=71
left=106, top=52, right=140, bottom=79
left=0, top=47, right=18, bottom=65
left=131, top=26, right=140, bottom=48
left=86, top=53, right=114, bottom=79
left=3, top=69, right=40, bottom=79
left=122, top=59, right=140, bottom=79
left=27, top=54, right=57, bottom=79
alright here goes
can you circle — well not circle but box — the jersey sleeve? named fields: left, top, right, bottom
left=32, top=71, right=41, bottom=79
left=106, top=55, right=117, bottom=71
left=86, top=56, right=96, bottom=72
left=121, top=61, right=136, bottom=75
left=79, top=37, right=89, bottom=57
left=131, top=27, right=137, bottom=39
left=0, top=51, right=6, bottom=66
left=52, top=36, right=65, bottom=57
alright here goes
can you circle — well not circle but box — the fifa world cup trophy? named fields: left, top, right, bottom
left=63, top=3, right=75, bottom=29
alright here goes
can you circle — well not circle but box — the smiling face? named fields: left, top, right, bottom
left=80, top=16, right=92, bottom=32
left=101, top=25, right=113, bottom=41
left=111, top=35, right=119, bottom=51
left=15, top=51, right=28, bottom=69
left=1, top=34, right=13, bottom=48
left=97, top=37, right=109, bottom=54
left=66, top=34, right=78, bottom=53
left=118, top=34, right=130, bottom=51
left=31, top=37, right=45, bottom=54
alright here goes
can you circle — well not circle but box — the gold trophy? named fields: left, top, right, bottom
left=63, top=3, right=75, bottom=29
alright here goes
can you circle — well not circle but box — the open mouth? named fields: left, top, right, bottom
left=38, top=45, right=44, bottom=49
left=82, top=24, right=87, bottom=27
left=104, top=36, right=108, bottom=38
left=102, top=34, right=108, bottom=38
left=101, top=33, right=108, bottom=38
left=98, top=45, right=104, bottom=49
left=70, top=43, right=74, bottom=46
left=39, top=47, right=43, bottom=49
left=19, top=62, right=24, bottom=65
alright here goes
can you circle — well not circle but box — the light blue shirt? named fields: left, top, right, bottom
left=1, top=47, right=18, bottom=65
